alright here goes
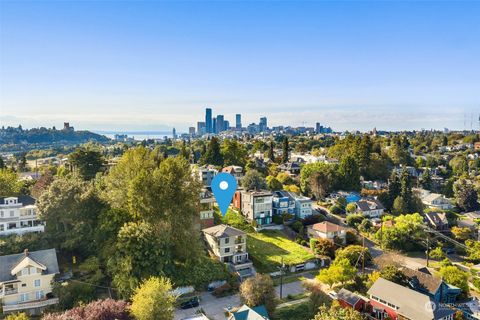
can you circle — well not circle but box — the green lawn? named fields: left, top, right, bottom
left=247, top=230, right=315, bottom=273
left=273, top=301, right=314, bottom=320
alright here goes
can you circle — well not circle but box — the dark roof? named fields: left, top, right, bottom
left=0, top=249, right=59, bottom=282
left=424, top=212, right=448, bottom=227
left=401, top=267, right=443, bottom=295
left=356, top=198, right=384, bottom=211
left=338, top=288, right=363, bottom=306
left=0, top=195, right=36, bottom=206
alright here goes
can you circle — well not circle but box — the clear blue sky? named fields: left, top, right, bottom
left=1, top=1, right=479, bottom=132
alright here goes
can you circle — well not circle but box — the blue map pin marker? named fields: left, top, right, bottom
left=211, top=172, right=237, bottom=216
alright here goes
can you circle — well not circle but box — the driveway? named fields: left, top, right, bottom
left=174, top=278, right=309, bottom=320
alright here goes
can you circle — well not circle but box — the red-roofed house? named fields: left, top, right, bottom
left=307, top=221, right=347, bottom=244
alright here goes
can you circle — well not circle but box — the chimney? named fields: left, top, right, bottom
left=24, top=249, right=29, bottom=257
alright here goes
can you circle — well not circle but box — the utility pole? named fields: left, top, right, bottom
left=362, top=235, right=365, bottom=275
left=279, top=257, right=285, bottom=299
left=426, top=236, right=430, bottom=268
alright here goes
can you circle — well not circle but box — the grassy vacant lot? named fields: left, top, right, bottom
left=273, top=301, right=314, bottom=320
left=247, top=230, right=315, bottom=273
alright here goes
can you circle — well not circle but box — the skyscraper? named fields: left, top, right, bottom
left=259, top=117, right=267, bottom=132
left=216, top=115, right=225, bottom=133
left=236, top=114, right=242, bottom=129
left=213, top=117, right=217, bottom=134
left=315, top=122, right=321, bottom=134
left=197, top=121, right=206, bottom=135
left=172, top=127, right=177, bottom=139
left=205, top=108, right=212, bottom=133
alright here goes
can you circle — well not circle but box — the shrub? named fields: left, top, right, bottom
left=291, top=221, right=304, bottom=233
left=330, top=205, right=343, bottom=215
left=272, top=215, right=284, bottom=225
left=41, top=299, right=131, bottom=320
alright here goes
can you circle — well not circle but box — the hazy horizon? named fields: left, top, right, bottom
left=1, top=1, right=479, bottom=132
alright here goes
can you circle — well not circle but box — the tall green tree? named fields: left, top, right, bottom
left=204, top=137, right=223, bottom=166
left=267, top=141, right=275, bottom=162
left=69, top=148, right=105, bottom=180
left=37, top=177, right=107, bottom=255
left=242, top=170, right=267, bottom=190
left=282, top=136, right=289, bottom=163
left=221, top=139, right=247, bottom=167
left=454, top=179, right=479, bottom=212
left=338, top=155, right=360, bottom=191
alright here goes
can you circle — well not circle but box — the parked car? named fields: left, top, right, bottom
left=180, top=296, right=199, bottom=309
left=327, top=291, right=338, bottom=299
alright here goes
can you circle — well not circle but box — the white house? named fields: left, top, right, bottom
left=421, top=192, right=454, bottom=210
left=355, top=198, right=385, bottom=218
left=307, top=221, right=347, bottom=244
left=0, top=196, right=45, bottom=236
left=0, top=249, right=59, bottom=315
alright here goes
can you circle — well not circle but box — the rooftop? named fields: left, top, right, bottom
left=202, top=224, right=245, bottom=238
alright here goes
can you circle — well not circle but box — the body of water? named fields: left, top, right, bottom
left=94, top=131, right=178, bottom=140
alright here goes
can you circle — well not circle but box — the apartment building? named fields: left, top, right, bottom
left=199, top=189, right=215, bottom=229
left=241, top=190, right=273, bottom=227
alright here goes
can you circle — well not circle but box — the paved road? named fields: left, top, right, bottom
left=174, top=276, right=312, bottom=320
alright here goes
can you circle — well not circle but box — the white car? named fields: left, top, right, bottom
left=327, top=291, right=338, bottom=299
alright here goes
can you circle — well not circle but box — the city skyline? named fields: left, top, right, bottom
left=1, top=1, right=480, bottom=132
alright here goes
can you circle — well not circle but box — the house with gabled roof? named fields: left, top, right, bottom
left=401, top=267, right=461, bottom=304
left=0, top=249, right=59, bottom=315
left=228, top=304, right=270, bottom=320
left=202, top=224, right=254, bottom=280
left=355, top=198, right=385, bottom=218
left=307, top=221, right=347, bottom=244
left=337, top=288, right=367, bottom=312
left=367, top=278, right=456, bottom=320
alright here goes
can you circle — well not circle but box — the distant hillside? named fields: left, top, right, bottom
left=0, top=126, right=110, bottom=146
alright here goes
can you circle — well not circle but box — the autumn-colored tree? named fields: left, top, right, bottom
left=130, top=277, right=176, bottom=320
left=239, top=274, right=277, bottom=315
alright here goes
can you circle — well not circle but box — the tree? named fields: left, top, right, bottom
left=267, top=141, right=275, bottom=162
left=242, top=170, right=267, bottom=190
left=378, top=264, right=407, bottom=285
left=222, top=139, right=247, bottom=167
left=282, top=136, right=289, bottom=163
left=454, top=179, right=479, bottom=212
left=338, top=155, right=360, bottom=191
left=37, top=176, right=107, bottom=255
left=310, top=238, right=336, bottom=258
left=130, top=277, right=176, bottom=320
left=317, top=258, right=356, bottom=288
left=420, top=169, right=432, bottom=190
left=465, top=240, right=480, bottom=261
left=386, top=171, right=401, bottom=211
left=400, top=169, right=414, bottom=213
left=440, top=265, right=469, bottom=296
left=31, top=169, right=55, bottom=199
left=310, top=171, right=332, bottom=200
left=108, top=221, right=172, bottom=298
left=0, top=156, right=5, bottom=169
left=0, top=169, right=20, bottom=197
left=313, top=301, right=365, bottom=320
left=451, top=226, right=472, bottom=242
left=69, top=148, right=104, bottom=180
left=239, top=274, right=277, bottom=315
left=346, top=203, right=357, bottom=214
left=204, top=137, right=223, bottom=166
left=335, top=245, right=372, bottom=267
left=41, top=299, right=131, bottom=320
left=266, top=176, right=282, bottom=191
left=303, top=281, right=330, bottom=315
left=429, top=246, right=446, bottom=260
left=346, top=214, right=364, bottom=228
left=6, top=313, right=29, bottom=320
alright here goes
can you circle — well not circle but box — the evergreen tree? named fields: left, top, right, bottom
left=420, top=169, right=432, bottom=190
left=282, top=136, right=289, bottom=163
left=386, top=172, right=401, bottom=211
left=268, top=141, right=275, bottom=162
left=204, top=137, right=223, bottom=166
left=338, top=155, right=360, bottom=191
left=0, top=156, right=5, bottom=169
left=400, top=169, right=414, bottom=213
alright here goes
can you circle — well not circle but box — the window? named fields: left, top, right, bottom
left=225, top=237, right=230, bottom=244
left=225, top=248, right=230, bottom=253
left=22, top=283, right=27, bottom=287
left=20, top=293, right=29, bottom=302
left=21, top=268, right=29, bottom=276
left=35, top=291, right=45, bottom=300
left=10, top=210, right=14, bottom=217
left=34, top=279, right=41, bottom=287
